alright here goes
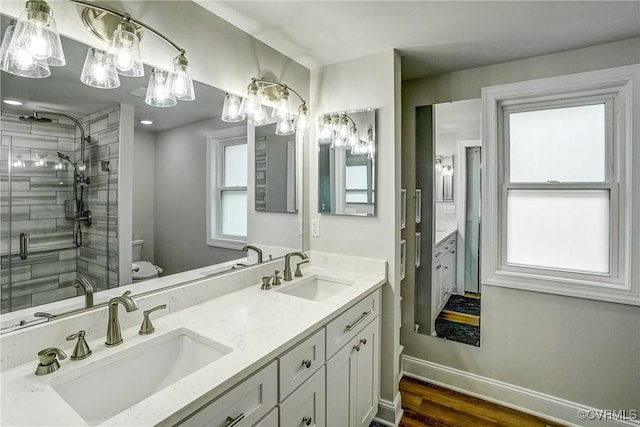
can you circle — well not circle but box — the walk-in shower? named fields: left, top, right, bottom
left=19, top=111, right=92, bottom=247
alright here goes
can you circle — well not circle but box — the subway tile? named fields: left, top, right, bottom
left=31, top=258, right=76, bottom=279
left=31, top=122, right=75, bottom=139
left=11, top=135, right=59, bottom=151
left=0, top=176, right=30, bottom=192
left=9, top=191, right=57, bottom=206
left=107, top=110, right=120, bottom=127
left=1, top=295, right=32, bottom=314
left=59, top=272, right=77, bottom=288
left=0, top=116, right=31, bottom=133
left=3, top=219, right=57, bottom=236
left=57, top=137, right=76, bottom=152
left=89, top=116, right=109, bottom=135
left=5, top=251, right=60, bottom=268
left=31, top=176, right=74, bottom=192
left=0, top=265, right=31, bottom=285
left=30, top=205, right=65, bottom=219
left=7, top=276, right=59, bottom=299
left=58, top=248, right=77, bottom=260
left=98, top=127, right=118, bottom=146
left=0, top=205, right=29, bottom=222
left=31, top=286, right=77, bottom=307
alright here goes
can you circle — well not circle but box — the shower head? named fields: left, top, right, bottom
left=57, top=152, right=72, bottom=163
left=19, top=112, right=53, bottom=123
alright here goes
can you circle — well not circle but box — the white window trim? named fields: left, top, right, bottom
left=481, top=64, right=640, bottom=305
left=206, top=135, right=247, bottom=250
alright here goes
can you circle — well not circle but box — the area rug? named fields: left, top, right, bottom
left=442, top=294, right=480, bottom=316
left=434, top=318, right=480, bottom=347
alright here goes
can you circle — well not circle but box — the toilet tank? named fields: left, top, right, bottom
left=132, top=239, right=144, bottom=262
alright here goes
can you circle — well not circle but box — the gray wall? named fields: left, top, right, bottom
left=153, top=118, right=244, bottom=276
left=132, top=129, right=155, bottom=263
left=401, top=38, right=640, bottom=412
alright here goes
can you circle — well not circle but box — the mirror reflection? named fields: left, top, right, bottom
left=254, top=123, right=297, bottom=213
left=0, top=17, right=303, bottom=330
left=415, top=99, right=481, bottom=346
left=318, top=109, right=376, bottom=216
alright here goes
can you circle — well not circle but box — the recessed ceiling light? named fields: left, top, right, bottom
left=140, top=120, right=153, bottom=125
left=2, top=99, right=24, bottom=106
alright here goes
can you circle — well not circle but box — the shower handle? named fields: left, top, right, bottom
left=19, top=233, right=29, bottom=260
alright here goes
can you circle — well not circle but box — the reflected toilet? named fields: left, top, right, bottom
left=132, top=239, right=163, bottom=281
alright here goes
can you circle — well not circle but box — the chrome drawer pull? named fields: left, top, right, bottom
left=302, top=359, right=312, bottom=368
left=345, top=311, right=371, bottom=332
left=303, top=416, right=312, bottom=425
left=225, top=413, right=245, bottom=427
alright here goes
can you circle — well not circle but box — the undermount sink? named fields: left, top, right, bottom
left=52, top=328, right=232, bottom=425
left=277, top=275, right=355, bottom=302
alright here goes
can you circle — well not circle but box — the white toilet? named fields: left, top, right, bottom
left=132, top=239, right=163, bottom=281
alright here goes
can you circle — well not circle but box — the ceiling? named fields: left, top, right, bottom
left=195, top=1, right=640, bottom=81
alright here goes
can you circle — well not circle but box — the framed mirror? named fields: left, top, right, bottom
left=414, top=99, right=481, bottom=347
left=0, top=16, right=304, bottom=331
left=317, top=109, right=376, bottom=216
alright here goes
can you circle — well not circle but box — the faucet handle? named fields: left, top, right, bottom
left=272, top=270, right=282, bottom=286
left=139, top=304, right=167, bottom=335
left=66, top=330, right=92, bottom=360
left=261, top=276, right=272, bottom=290
left=122, top=290, right=132, bottom=298
left=35, top=347, right=67, bottom=375
left=295, top=260, right=309, bottom=277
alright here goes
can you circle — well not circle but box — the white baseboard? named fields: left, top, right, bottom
left=402, top=355, right=640, bottom=427
left=374, top=392, right=404, bottom=426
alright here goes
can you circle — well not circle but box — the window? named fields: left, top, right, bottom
left=482, top=65, right=639, bottom=305
left=207, top=136, right=247, bottom=249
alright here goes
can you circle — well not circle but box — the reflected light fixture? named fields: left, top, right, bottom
left=80, top=47, right=119, bottom=89
left=0, top=20, right=51, bottom=78
left=140, top=119, right=153, bottom=125
left=221, top=93, right=245, bottom=122
left=145, top=68, right=176, bottom=108
left=1, top=0, right=195, bottom=106
left=223, top=77, right=308, bottom=136
left=3, top=98, right=24, bottom=106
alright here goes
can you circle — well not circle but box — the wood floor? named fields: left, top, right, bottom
left=399, top=376, right=566, bottom=427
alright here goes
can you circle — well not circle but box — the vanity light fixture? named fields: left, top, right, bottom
left=1, top=0, right=195, bottom=106
left=222, top=77, right=308, bottom=135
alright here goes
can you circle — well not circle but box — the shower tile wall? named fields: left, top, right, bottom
left=0, top=111, right=78, bottom=313
left=77, top=106, right=120, bottom=292
left=0, top=106, right=121, bottom=314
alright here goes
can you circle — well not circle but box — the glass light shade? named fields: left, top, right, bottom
left=167, top=55, right=195, bottom=101
left=240, top=81, right=260, bottom=118
left=108, top=23, right=144, bottom=77
left=0, top=23, right=50, bottom=78
left=318, top=116, right=334, bottom=142
left=333, top=136, right=346, bottom=148
left=295, top=103, right=308, bottom=132
left=275, top=118, right=294, bottom=136
left=337, top=116, right=349, bottom=139
left=248, top=104, right=269, bottom=125
left=221, top=93, right=246, bottom=122
left=272, top=87, right=291, bottom=120
left=80, top=47, right=120, bottom=89
left=347, top=127, right=359, bottom=147
left=9, top=4, right=65, bottom=66
left=145, top=68, right=177, bottom=107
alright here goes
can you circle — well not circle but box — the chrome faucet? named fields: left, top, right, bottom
left=243, top=245, right=263, bottom=263
left=105, top=291, right=138, bottom=347
left=283, top=252, right=308, bottom=281
left=73, top=277, right=94, bottom=308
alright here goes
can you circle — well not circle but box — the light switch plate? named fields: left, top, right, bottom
left=443, top=205, right=455, bottom=214
left=311, top=219, right=320, bottom=237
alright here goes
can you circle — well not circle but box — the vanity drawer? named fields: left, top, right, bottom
left=280, top=365, right=326, bottom=427
left=326, top=290, right=379, bottom=358
left=178, top=360, right=277, bottom=427
left=434, top=236, right=456, bottom=262
left=278, top=327, right=325, bottom=401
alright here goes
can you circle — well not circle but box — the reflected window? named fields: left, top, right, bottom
left=207, top=136, right=247, bottom=248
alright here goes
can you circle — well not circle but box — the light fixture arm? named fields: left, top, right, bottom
left=66, top=0, right=186, bottom=55
left=251, top=78, right=307, bottom=106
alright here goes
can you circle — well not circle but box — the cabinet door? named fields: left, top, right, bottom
left=326, top=336, right=358, bottom=427
left=280, top=366, right=326, bottom=427
left=355, top=317, right=379, bottom=427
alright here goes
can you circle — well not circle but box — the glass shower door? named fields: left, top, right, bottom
left=1, top=134, right=77, bottom=314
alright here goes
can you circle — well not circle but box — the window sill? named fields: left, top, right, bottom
left=207, top=238, right=246, bottom=251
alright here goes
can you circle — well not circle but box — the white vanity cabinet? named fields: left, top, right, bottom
left=326, top=291, right=380, bottom=427
left=177, top=289, right=381, bottom=427
left=433, top=234, right=457, bottom=312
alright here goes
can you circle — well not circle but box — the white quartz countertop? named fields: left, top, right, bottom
left=435, top=227, right=457, bottom=246
left=1, top=265, right=385, bottom=426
